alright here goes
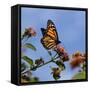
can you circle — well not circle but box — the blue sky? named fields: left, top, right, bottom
left=21, top=7, right=85, bottom=81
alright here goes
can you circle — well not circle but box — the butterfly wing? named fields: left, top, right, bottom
left=41, top=28, right=46, bottom=36
left=41, top=35, right=56, bottom=49
left=46, top=20, right=59, bottom=41
left=41, top=20, right=61, bottom=50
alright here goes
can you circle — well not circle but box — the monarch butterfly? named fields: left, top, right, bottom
left=41, top=20, right=61, bottom=50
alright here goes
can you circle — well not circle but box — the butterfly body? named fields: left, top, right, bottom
left=41, top=20, right=61, bottom=50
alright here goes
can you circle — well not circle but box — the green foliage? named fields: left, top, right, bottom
left=55, top=60, right=65, bottom=70
left=22, top=56, right=33, bottom=66
left=82, top=63, right=86, bottom=71
left=53, top=74, right=60, bottom=80
left=23, top=43, right=36, bottom=51
left=21, top=62, right=27, bottom=72
left=21, top=75, right=39, bottom=83
left=30, top=77, right=39, bottom=82
left=72, top=71, right=86, bottom=80
left=51, top=67, right=61, bottom=80
left=30, top=66, right=37, bottom=71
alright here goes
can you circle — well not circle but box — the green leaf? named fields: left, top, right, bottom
left=24, top=43, right=36, bottom=51
left=22, top=56, right=33, bottom=66
left=72, top=71, right=86, bottom=80
left=31, top=66, right=37, bottom=71
left=53, top=74, right=60, bottom=80
left=30, top=77, right=39, bottom=82
left=21, top=62, right=27, bottom=72
left=55, top=60, right=65, bottom=70
left=82, top=62, right=86, bottom=71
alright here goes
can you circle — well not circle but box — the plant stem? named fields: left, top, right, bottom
left=54, top=53, right=58, bottom=58
left=31, top=59, right=53, bottom=70
left=54, top=56, right=60, bottom=60
left=22, top=59, right=54, bottom=75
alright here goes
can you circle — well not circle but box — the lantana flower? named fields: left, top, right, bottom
left=22, top=27, right=36, bottom=39
left=62, top=52, right=69, bottom=61
left=54, top=45, right=69, bottom=62
left=35, top=58, right=44, bottom=66
left=54, top=45, right=65, bottom=54
left=70, top=51, right=86, bottom=69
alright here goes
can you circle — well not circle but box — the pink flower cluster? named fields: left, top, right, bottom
left=70, top=51, right=86, bottom=68
left=54, top=45, right=69, bottom=62
left=23, top=27, right=36, bottom=38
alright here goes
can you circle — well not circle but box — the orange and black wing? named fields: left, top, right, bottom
left=41, top=20, right=61, bottom=50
